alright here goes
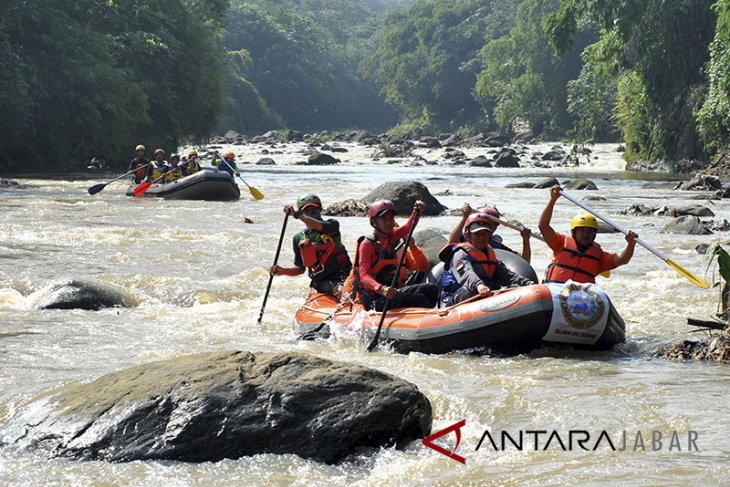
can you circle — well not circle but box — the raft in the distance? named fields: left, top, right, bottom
left=294, top=281, right=625, bottom=355
left=127, top=169, right=240, bottom=201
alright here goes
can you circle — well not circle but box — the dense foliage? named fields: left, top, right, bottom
left=2, top=0, right=730, bottom=172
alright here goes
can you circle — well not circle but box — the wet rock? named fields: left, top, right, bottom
left=493, top=148, right=520, bottom=168
left=0, top=178, right=21, bottom=187
left=414, top=229, right=449, bottom=266
left=0, top=351, right=432, bottom=464
left=532, top=177, right=560, bottom=189
left=677, top=173, right=723, bottom=191
left=32, top=278, right=136, bottom=310
left=621, top=203, right=714, bottom=218
left=562, top=178, right=598, bottom=190
left=363, top=181, right=447, bottom=216
left=662, top=215, right=713, bottom=235
left=468, top=155, right=492, bottom=167
left=375, top=142, right=414, bottom=159
left=485, top=135, right=510, bottom=147
left=504, top=182, right=535, bottom=188
left=541, top=150, right=564, bottom=161
left=443, top=148, right=465, bottom=159
left=322, top=199, right=369, bottom=217
left=255, top=157, right=276, bottom=165
left=353, top=130, right=379, bottom=145
left=440, top=134, right=461, bottom=146
left=418, top=136, right=441, bottom=148
left=303, top=151, right=340, bottom=165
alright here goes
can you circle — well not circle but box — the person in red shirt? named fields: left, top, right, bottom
left=355, top=199, right=438, bottom=311
left=539, top=185, right=638, bottom=283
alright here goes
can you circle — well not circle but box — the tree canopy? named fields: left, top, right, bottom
left=2, top=0, right=730, bottom=172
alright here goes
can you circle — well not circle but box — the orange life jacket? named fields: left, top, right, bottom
left=544, top=238, right=603, bottom=284
left=451, top=242, right=497, bottom=279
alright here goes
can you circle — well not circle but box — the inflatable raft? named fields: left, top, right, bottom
left=295, top=282, right=625, bottom=354
left=295, top=248, right=625, bottom=356
left=126, top=169, right=240, bottom=201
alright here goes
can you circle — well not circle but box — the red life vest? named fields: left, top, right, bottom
left=452, top=242, right=497, bottom=279
left=366, top=236, right=412, bottom=288
left=298, top=232, right=350, bottom=279
left=545, top=238, right=604, bottom=283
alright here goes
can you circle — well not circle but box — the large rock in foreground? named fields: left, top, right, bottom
left=1, top=351, right=432, bottom=464
left=363, top=180, right=447, bottom=216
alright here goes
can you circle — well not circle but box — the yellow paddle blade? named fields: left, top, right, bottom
left=599, top=269, right=611, bottom=278
left=249, top=186, right=265, bottom=200
left=665, top=258, right=710, bottom=289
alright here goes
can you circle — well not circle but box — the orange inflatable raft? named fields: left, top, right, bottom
left=294, top=282, right=625, bottom=355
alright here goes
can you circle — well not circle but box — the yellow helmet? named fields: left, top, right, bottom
left=135, top=144, right=145, bottom=152
left=571, top=213, right=598, bottom=230
left=188, top=150, right=198, bottom=158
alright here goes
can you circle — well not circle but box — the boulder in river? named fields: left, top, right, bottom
left=363, top=181, right=447, bottom=216
left=662, top=215, right=713, bottom=235
left=31, top=278, right=136, bottom=310
left=562, top=178, right=598, bottom=190
left=0, top=351, right=432, bottom=464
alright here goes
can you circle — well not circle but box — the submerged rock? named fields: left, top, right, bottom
left=32, top=278, right=136, bottom=310
left=1, top=351, right=432, bottom=464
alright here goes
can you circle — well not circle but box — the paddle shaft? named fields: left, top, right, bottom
left=367, top=209, right=421, bottom=352
left=558, top=190, right=666, bottom=260
left=257, top=213, right=289, bottom=324
left=483, top=214, right=545, bottom=242
left=88, top=163, right=149, bottom=194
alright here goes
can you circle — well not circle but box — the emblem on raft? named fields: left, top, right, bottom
left=559, top=283, right=605, bottom=330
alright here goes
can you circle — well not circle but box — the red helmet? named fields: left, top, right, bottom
left=368, top=199, right=397, bottom=225
left=465, top=212, right=495, bottom=236
left=477, top=206, right=500, bottom=228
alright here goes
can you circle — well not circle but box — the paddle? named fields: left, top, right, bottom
left=482, top=214, right=546, bottom=242
left=559, top=189, right=709, bottom=288
left=215, top=152, right=264, bottom=201
left=87, top=163, right=149, bottom=195
left=257, top=213, right=289, bottom=324
left=367, top=207, right=421, bottom=352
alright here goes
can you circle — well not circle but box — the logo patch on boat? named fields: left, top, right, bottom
left=479, top=294, right=519, bottom=312
left=559, top=283, right=605, bottom=329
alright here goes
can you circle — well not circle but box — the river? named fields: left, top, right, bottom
left=1, top=142, right=728, bottom=486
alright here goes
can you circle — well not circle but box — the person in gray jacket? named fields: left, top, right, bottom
left=440, top=211, right=535, bottom=307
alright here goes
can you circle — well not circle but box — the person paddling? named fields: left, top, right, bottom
left=127, top=145, right=149, bottom=184
left=144, top=148, right=168, bottom=182
left=213, top=151, right=240, bottom=176
left=539, top=185, right=638, bottom=283
left=353, top=200, right=438, bottom=311
left=440, top=211, right=534, bottom=307
left=448, top=202, right=533, bottom=263
left=269, top=193, right=352, bottom=297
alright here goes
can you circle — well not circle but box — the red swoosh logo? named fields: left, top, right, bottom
left=422, top=419, right=466, bottom=464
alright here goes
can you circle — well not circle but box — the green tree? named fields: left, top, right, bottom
left=365, top=0, right=519, bottom=131
left=697, top=0, right=730, bottom=156
left=547, top=0, right=716, bottom=162
left=475, top=0, right=594, bottom=135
